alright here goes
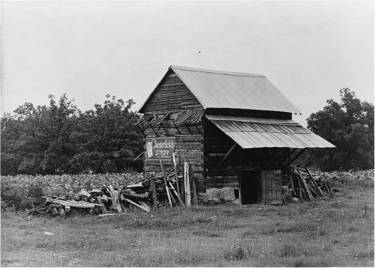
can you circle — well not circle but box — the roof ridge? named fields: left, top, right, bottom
left=170, top=65, right=265, bottom=77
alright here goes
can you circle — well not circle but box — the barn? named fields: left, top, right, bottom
left=137, top=65, right=335, bottom=205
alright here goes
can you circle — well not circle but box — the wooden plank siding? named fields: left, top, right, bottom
left=142, top=70, right=203, bottom=114
left=143, top=124, right=205, bottom=192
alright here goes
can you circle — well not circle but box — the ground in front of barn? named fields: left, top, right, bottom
left=1, top=179, right=373, bottom=267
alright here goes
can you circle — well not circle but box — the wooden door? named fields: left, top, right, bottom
left=261, top=170, right=282, bottom=204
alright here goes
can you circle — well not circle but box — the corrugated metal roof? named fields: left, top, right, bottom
left=171, top=65, right=301, bottom=114
left=206, top=115, right=335, bottom=149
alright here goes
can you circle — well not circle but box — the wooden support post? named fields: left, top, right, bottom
left=172, top=152, right=180, bottom=196
left=192, top=175, right=198, bottom=206
left=184, top=162, right=191, bottom=207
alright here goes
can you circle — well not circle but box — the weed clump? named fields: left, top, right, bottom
left=280, top=244, right=298, bottom=257
left=224, top=243, right=249, bottom=261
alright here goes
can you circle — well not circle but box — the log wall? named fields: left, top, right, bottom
left=143, top=123, right=205, bottom=192
left=141, top=70, right=205, bottom=192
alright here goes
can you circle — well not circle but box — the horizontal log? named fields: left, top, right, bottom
left=176, top=135, right=203, bottom=142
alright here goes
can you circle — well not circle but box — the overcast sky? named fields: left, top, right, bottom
left=2, top=0, right=373, bottom=125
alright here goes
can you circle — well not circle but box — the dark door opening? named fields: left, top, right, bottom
left=240, top=171, right=261, bottom=204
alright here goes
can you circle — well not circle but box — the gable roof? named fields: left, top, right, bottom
left=139, top=65, right=301, bottom=114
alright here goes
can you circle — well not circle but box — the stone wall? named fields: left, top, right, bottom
left=1, top=173, right=144, bottom=198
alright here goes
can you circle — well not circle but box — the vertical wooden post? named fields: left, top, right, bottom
left=184, top=162, right=191, bottom=207
left=192, top=175, right=198, bottom=206
left=172, top=152, right=180, bottom=195
left=159, top=159, right=172, bottom=207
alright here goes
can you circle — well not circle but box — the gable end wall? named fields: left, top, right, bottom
left=141, top=70, right=203, bottom=114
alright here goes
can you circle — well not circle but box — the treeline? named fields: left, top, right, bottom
left=1, top=94, right=144, bottom=175
left=306, top=88, right=374, bottom=171
left=1, top=89, right=373, bottom=175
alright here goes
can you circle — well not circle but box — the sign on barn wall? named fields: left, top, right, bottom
left=145, top=137, right=176, bottom=159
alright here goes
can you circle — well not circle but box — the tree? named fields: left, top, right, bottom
left=1, top=95, right=79, bottom=174
left=307, top=88, right=374, bottom=171
left=1, top=94, right=144, bottom=175
left=69, top=95, right=143, bottom=173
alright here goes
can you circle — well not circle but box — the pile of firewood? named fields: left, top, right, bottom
left=28, top=183, right=152, bottom=217
left=27, top=166, right=188, bottom=217
left=286, top=167, right=334, bottom=202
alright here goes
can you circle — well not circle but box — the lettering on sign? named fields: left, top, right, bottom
left=145, top=137, right=175, bottom=159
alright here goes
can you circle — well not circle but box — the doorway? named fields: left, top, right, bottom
left=240, top=171, right=261, bottom=204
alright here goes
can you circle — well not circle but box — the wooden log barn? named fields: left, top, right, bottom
left=137, top=65, right=335, bottom=205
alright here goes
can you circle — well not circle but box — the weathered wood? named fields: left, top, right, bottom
left=149, top=174, right=158, bottom=207
left=300, top=177, right=313, bottom=200
left=122, top=190, right=148, bottom=199
left=305, top=168, right=324, bottom=197
left=108, top=185, right=122, bottom=213
left=296, top=175, right=303, bottom=199
left=184, top=162, right=191, bottom=207
left=168, top=181, right=185, bottom=206
left=46, top=198, right=103, bottom=209
left=159, top=159, right=172, bottom=207
left=141, top=70, right=203, bottom=113
left=98, top=213, right=127, bottom=217
left=168, top=188, right=177, bottom=205
left=192, top=175, right=198, bottom=206
left=172, top=152, right=180, bottom=196
left=123, top=198, right=150, bottom=212
left=218, top=143, right=237, bottom=167
left=96, top=196, right=107, bottom=213
left=289, top=176, right=296, bottom=196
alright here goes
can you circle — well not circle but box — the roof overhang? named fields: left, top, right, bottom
left=205, top=115, right=335, bottom=149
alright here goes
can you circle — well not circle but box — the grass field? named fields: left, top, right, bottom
left=1, top=180, right=373, bottom=267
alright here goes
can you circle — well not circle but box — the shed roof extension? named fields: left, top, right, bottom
left=205, top=115, right=335, bottom=149
left=139, top=65, right=301, bottom=114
